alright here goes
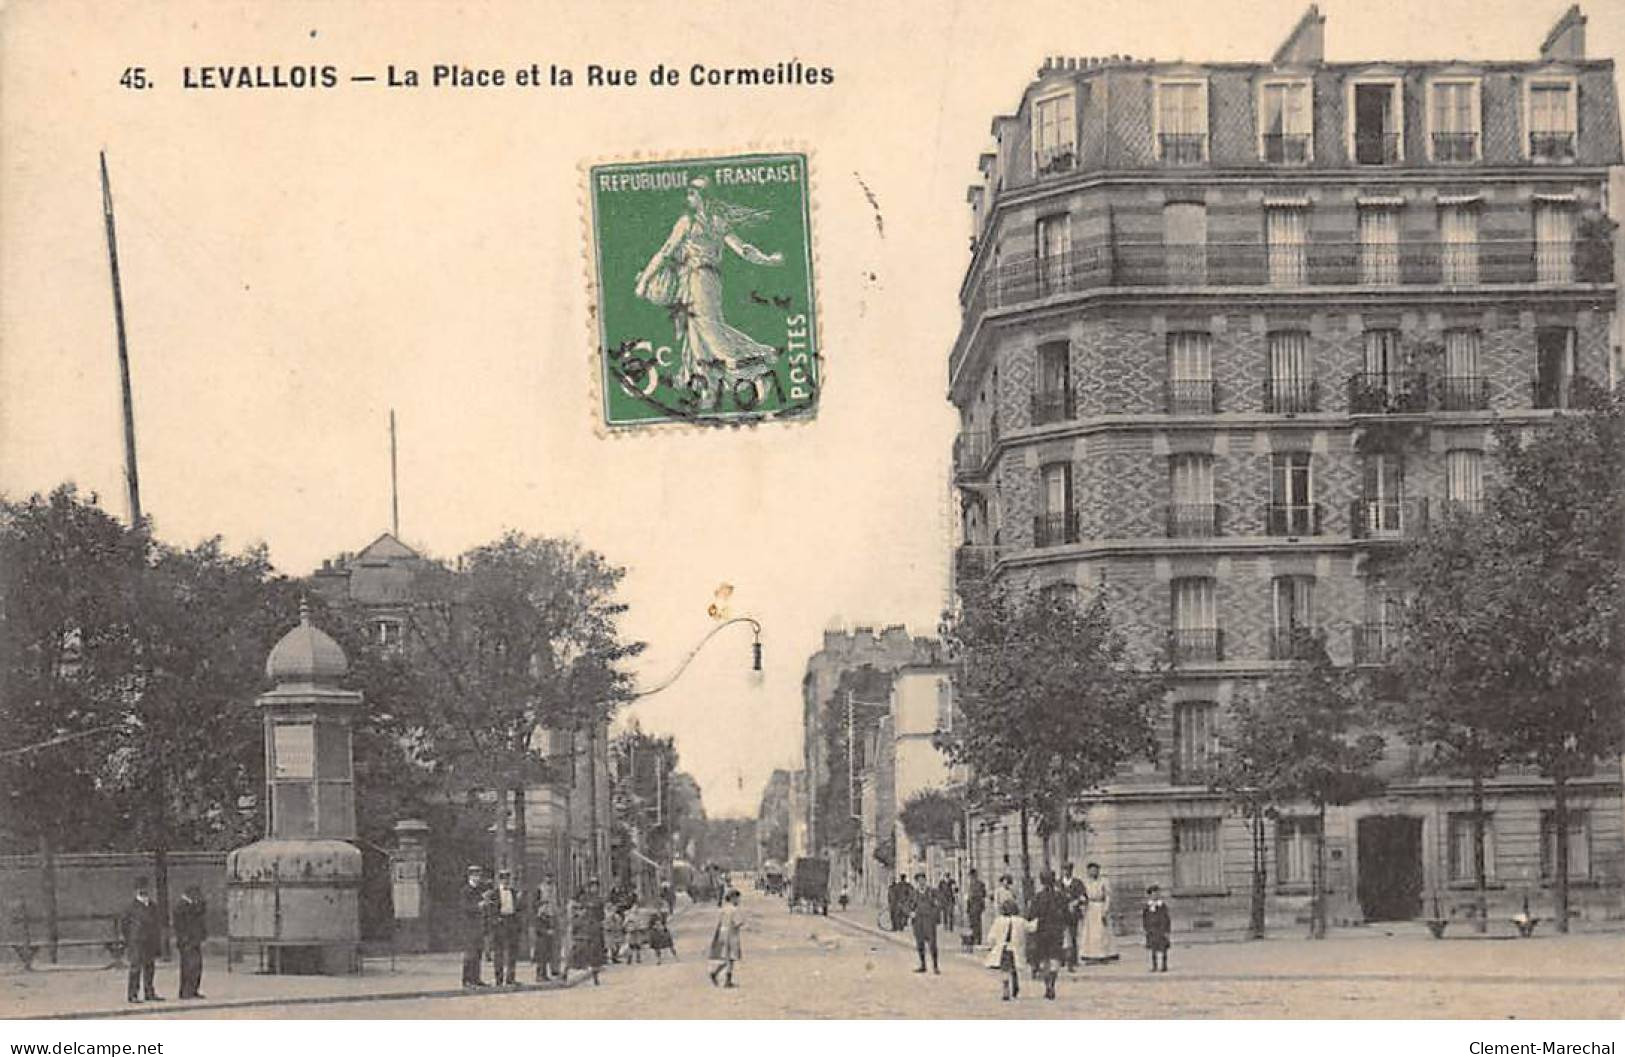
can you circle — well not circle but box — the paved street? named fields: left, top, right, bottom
left=82, top=891, right=1622, bottom=1020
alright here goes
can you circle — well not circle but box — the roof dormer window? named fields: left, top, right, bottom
left=1032, top=89, right=1077, bottom=176
left=1427, top=77, right=1482, bottom=163
left=1155, top=78, right=1209, bottom=165
left=1526, top=75, right=1578, bottom=162
left=1259, top=78, right=1313, bottom=164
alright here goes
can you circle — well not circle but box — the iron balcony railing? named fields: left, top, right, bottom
left=1432, top=132, right=1479, bottom=162
left=1159, top=133, right=1207, bottom=165
left=1032, top=511, right=1080, bottom=548
left=1437, top=375, right=1490, bottom=411
left=1265, top=502, right=1322, bottom=537
left=1437, top=497, right=1484, bottom=519
left=1165, top=378, right=1215, bottom=415
left=1164, top=503, right=1220, bottom=539
left=1349, top=497, right=1430, bottom=540
left=1263, top=133, right=1311, bottom=164
left=1168, top=628, right=1224, bottom=665
left=1269, top=626, right=1322, bottom=661
left=953, top=431, right=990, bottom=475
left=1348, top=371, right=1431, bottom=414
left=1030, top=389, right=1074, bottom=426
left=1530, top=131, right=1576, bottom=161
left=1353, top=623, right=1400, bottom=666
left=1354, top=131, right=1401, bottom=165
left=1036, top=146, right=1078, bottom=177
left=1263, top=377, right=1320, bottom=414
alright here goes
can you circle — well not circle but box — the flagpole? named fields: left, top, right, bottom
left=100, top=150, right=142, bottom=527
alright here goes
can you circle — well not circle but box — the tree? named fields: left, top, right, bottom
left=937, top=579, right=1163, bottom=893
left=815, top=665, right=891, bottom=861
left=1392, top=383, right=1624, bottom=932
left=898, top=789, right=963, bottom=848
left=391, top=532, right=643, bottom=890
left=1210, top=635, right=1385, bottom=938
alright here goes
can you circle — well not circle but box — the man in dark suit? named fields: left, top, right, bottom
left=172, top=885, right=207, bottom=999
left=461, top=864, right=491, bottom=988
left=121, top=878, right=163, bottom=1003
left=964, top=867, right=988, bottom=946
left=1060, top=861, right=1086, bottom=970
left=908, top=871, right=941, bottom=974
left=936, top=873, right=958, bottom=933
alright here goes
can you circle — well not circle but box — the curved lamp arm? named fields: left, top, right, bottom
left=631, top=616, right=762, bottom=700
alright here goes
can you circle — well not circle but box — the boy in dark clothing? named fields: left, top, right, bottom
left=1142, top=884, right=1171, bottom=972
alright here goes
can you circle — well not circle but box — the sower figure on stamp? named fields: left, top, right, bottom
left=121, top=878, right=163, bottom=1004
left=172, top=884, right=207, bottom=1000
left=633, top=176, right=784, bottom=391
left=909, top=871, right=941, bottom=974
left=460, top=864, right=490, bottom=988
left=488, top=868, right=524, bottom=986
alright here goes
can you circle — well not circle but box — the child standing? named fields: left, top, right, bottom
left=649, top=905, right=677, bottom=963
left=1142, top=884, right=1171, bottom=972
left=624, top=900, right=653, bottom=964
left=984, top=898, right=1030, bottom=1001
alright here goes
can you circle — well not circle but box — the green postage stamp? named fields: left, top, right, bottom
left=589, top=152, right=819, bottom=427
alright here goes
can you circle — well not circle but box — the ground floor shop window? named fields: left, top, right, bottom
left=1173, top=817, right=1222, bottom=891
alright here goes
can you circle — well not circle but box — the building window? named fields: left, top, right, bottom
left=1170, top=577, right=1219, bottom=662
left=1269, top=452, right=1316, bottom=536
left=1527, top=79, right=1577, bottom=161
left=1036, top=213, right=1072, bottom=298
left=1447, top=812, right=1496, bottom=883
left=1166, top=331, right=1213, bottom=413
left=1276, top=816, right=1319, bottom=887
left=1353, top=328, right=1426, bottom=413
left=1171, top=701, right=1217, bottom=784
left=374, top=618, right=405, bottom=651
left=1270, top=575, right=1316, bottom=658
left=1357, top=586, right=1403, bottom=665
left=1035, top=461, right=1075, bottom=547
left=1349, top=80, right=1403, bottom=164
left=1173, top=817, right=1223, bottom=891
left=1445, top=449, right=1483, bottom=515
left=1535, top=201, right=1575, bottom=284
left=1266, top=330, right=1315, bottom=413
left=1428, top=79, right=1481, bottom=162
left=1540, top=810, right=1591, bottom=881
left=1260, top=79, right=1312, bottom=163
left=1534, top=327, right=1576, bottom=409
left=1440, top=201, right=1481, bottom=285
left=1032, top=340, right=1072, bottom=424
left=1164, top=202, right=1208, bottom=285
left=1033, top=90, right=1077, bottom=175
left=1441, top=329, right=1485, bottom=410
left=1266, top=205, right=1308, bottom=286
left=1359, top=205, right=1401, bottom=285
left=1168, top=453, right=1215, bottom=537
left=1156, top=80, right=1209, bottom=164
left=1358, top=453, right=1408, bottom=536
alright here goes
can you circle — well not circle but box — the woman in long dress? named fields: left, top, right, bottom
left=1079, top=862, right=1116, bottom=962
left=634, top=177, right=784, bottom=391
left=707, top=888, right=746, bottom=988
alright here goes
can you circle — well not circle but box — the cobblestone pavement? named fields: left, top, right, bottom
left=108, top=891, right=1622, bottom=1020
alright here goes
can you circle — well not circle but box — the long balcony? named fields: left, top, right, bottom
left=1033, top=511, right=1080, bottom=548
left=1263, top=377, right=1320, bottom=414
left=1168, top=628, right=1224, bottom=665
left=1265, top=503, right=1323, bottom=537
left=1348, top=371, right=1431, bottom=414
left=1164, top=503, right=1221, bottom=538
left=1349, top=497, right=1430, bottom=540
left=1030, top=389, right=1074, bottom=426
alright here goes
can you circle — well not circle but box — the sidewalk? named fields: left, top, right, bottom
left=823, top=906, right=1625, bottom=986
left=4, top=951, right=582, bottom=1020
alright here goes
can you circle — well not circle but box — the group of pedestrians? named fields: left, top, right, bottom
left=118, top=877, right=209, bottom=1004
left=459, top=866, right=679, bottom=990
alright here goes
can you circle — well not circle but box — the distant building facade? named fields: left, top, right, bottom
left=950, top=5, right=1623, bottom=933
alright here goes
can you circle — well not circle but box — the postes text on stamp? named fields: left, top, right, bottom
left=590, top=153, right=818, bottom=427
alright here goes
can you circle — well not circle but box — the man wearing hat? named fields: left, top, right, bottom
left=908, top=871, right=942, bottom=974
left=120, top=878, right=164, bottom=1003
left=488, top=868, right=526, bottom=987
left=461, top=864, right=491, bottom=988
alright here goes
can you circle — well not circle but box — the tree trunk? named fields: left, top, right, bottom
left=40, top=833, right=59, bottom=965
left=512, top=786, right=528, bottom=894
left=1311, top=801, right=1327, bottom=940
left=1058, top=800, right=1070, bottom=872
left=1018, top=799, right=1033, bottom=910
left=153, top=843, right=172, bottom=960
left=1471, top=771, right=1488, bottom=933
left=587, top=723, right=602, bottom=887
left=1248, top=806, right=1266, bottom=940
left=1553, top=772, right=1571, bottom=934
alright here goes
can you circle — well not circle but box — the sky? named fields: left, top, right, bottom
left=3, top=0, right=1620, bottom=818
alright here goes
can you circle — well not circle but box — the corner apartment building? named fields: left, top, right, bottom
left=950, top=5, right=1623, bottom=932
